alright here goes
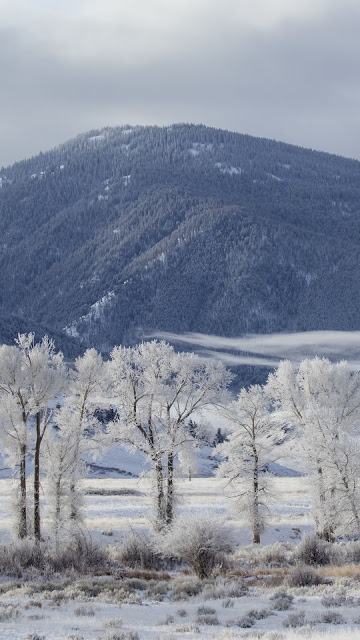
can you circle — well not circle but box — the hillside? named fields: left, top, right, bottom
left=1, top=123, right=360, bottom=366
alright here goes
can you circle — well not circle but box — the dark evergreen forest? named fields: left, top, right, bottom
left=1, top=123, right=360, bottom=382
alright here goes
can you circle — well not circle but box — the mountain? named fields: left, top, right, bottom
left=1, top=123, right=360, bottom=371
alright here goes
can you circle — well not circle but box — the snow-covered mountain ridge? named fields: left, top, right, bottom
left=1, top=123, right=360, bottom=387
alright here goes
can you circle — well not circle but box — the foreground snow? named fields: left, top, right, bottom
left=3, top=588, right=360, bottom=640
left=0, top=477, right=358, bottom=639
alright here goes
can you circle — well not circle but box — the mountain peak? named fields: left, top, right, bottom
left=1, top=124, right=360, bottom=376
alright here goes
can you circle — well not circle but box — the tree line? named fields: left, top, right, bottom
left=0, top=333, right=360, bottom=549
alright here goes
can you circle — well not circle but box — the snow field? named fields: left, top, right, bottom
left=0, top=477, right=358, bottom=638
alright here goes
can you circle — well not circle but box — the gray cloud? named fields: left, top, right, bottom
left=1, top=0, right=360, bottom=165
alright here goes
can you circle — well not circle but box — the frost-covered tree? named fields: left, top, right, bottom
left=106, top=340, right=231, bottom=527
left=0, top=344, right=31, bottom=538
left=44, top=348, right=103, bottom=548
left=16, top=334, right=67, bottom=541
left=217, top=384, right=278, bottom=543
left=44, top=405, right=83, bottom=549
left=0, top=334, right=67, bottom=541
left=268, top=358, right=360, bottom=539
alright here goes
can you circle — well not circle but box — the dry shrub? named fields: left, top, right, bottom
left=246, top=608, right=271, bottom=620
left=201, top=577, right=248, bottom=600
left=254, top=542, right=294, bottom=567
left=321, top=610, right=345, bottom=624
left=347, top=541, right=360, bottom=563
left=287, top=565, right=323, bottom=587
left=145, top=580, right=169, bottom=601
left=170, top=575, right=202, bottom=600
left=237, top=615, right=254, bottom=628
left=269, top=590, right=294, bottom=611
left=0, top=604, right=21, bottom=622
left=321, top=593, right=358, bottom=608
left=25, top=600, right=42, bottom=609
left=114, top=531, right=165, bottom=571
left=197, top=605, right=216, bottom=615
left=0, top=537, right=107, bottom=577
left=196, top=613, right=219, bottom=625
left=50, top=537, right=107, bottom=573
left=160, top=512, right=235, bottom=580
left=104, top=617, right=124, bottom=628
left=0, top=541, right=45, bottom=576
left=74, top=605, right=95, bottom=617
left=283, top=610, right=306, bottom=628
left=296, top=533, right=331, bottom=566
left=222, top=598, right=234, bottom=608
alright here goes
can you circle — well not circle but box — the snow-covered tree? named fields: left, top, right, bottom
left=0, top=344, right=31, bottom=538
left=16, top=334, right=67, bottom=541
left=217, top=384, right=278, bottom=543
left=0, top=334, right=68, bottom=541
left=106, top=340, right=232, bottom=528
left=44, top=406, right=83, bottom=549
left=268, top=358, right=360, bottom=539
left=44, top=348, right=103, bottom=548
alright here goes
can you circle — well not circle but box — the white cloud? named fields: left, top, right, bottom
left=154, top=330, right=360, bottom=368
left=202, top=350, right=280, bottom=368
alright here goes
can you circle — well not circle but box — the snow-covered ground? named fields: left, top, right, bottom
left=80, top=476, right=312, bottom=546
left=0, top=476, right=312, bottom=544
left=0, top=477, right=359, bottom=638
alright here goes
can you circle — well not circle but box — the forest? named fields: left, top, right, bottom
left=1, top=124, right=360, bottom=379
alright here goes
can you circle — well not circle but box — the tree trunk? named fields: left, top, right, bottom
left=70, top=480, right=77, bottom=521
left=316, top=464, right=334, bottom=542
left=34, top=412, right=41, bottom=542
left=18, top=443, right=27, bottom=539
left=253, top=446, right=261, bottom=544
left=155, top=459, right=165, bottom=528
left=54, top=475, right=62, bottom=552
left=341, top=473, right=360, bottom=537
left=166, top=452, right=174, bottom=525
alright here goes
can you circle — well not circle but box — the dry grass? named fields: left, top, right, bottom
left=226, top=566, right=290, bottom=587
left=318, top=564, right=360, bottom=579
left=118, top=569, right=171, bottom=581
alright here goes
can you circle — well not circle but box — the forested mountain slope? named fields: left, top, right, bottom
left=1, top=123, right=360, bottom=358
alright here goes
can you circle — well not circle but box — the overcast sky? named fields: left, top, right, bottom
left=1, top=0, right=360, bottom=167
